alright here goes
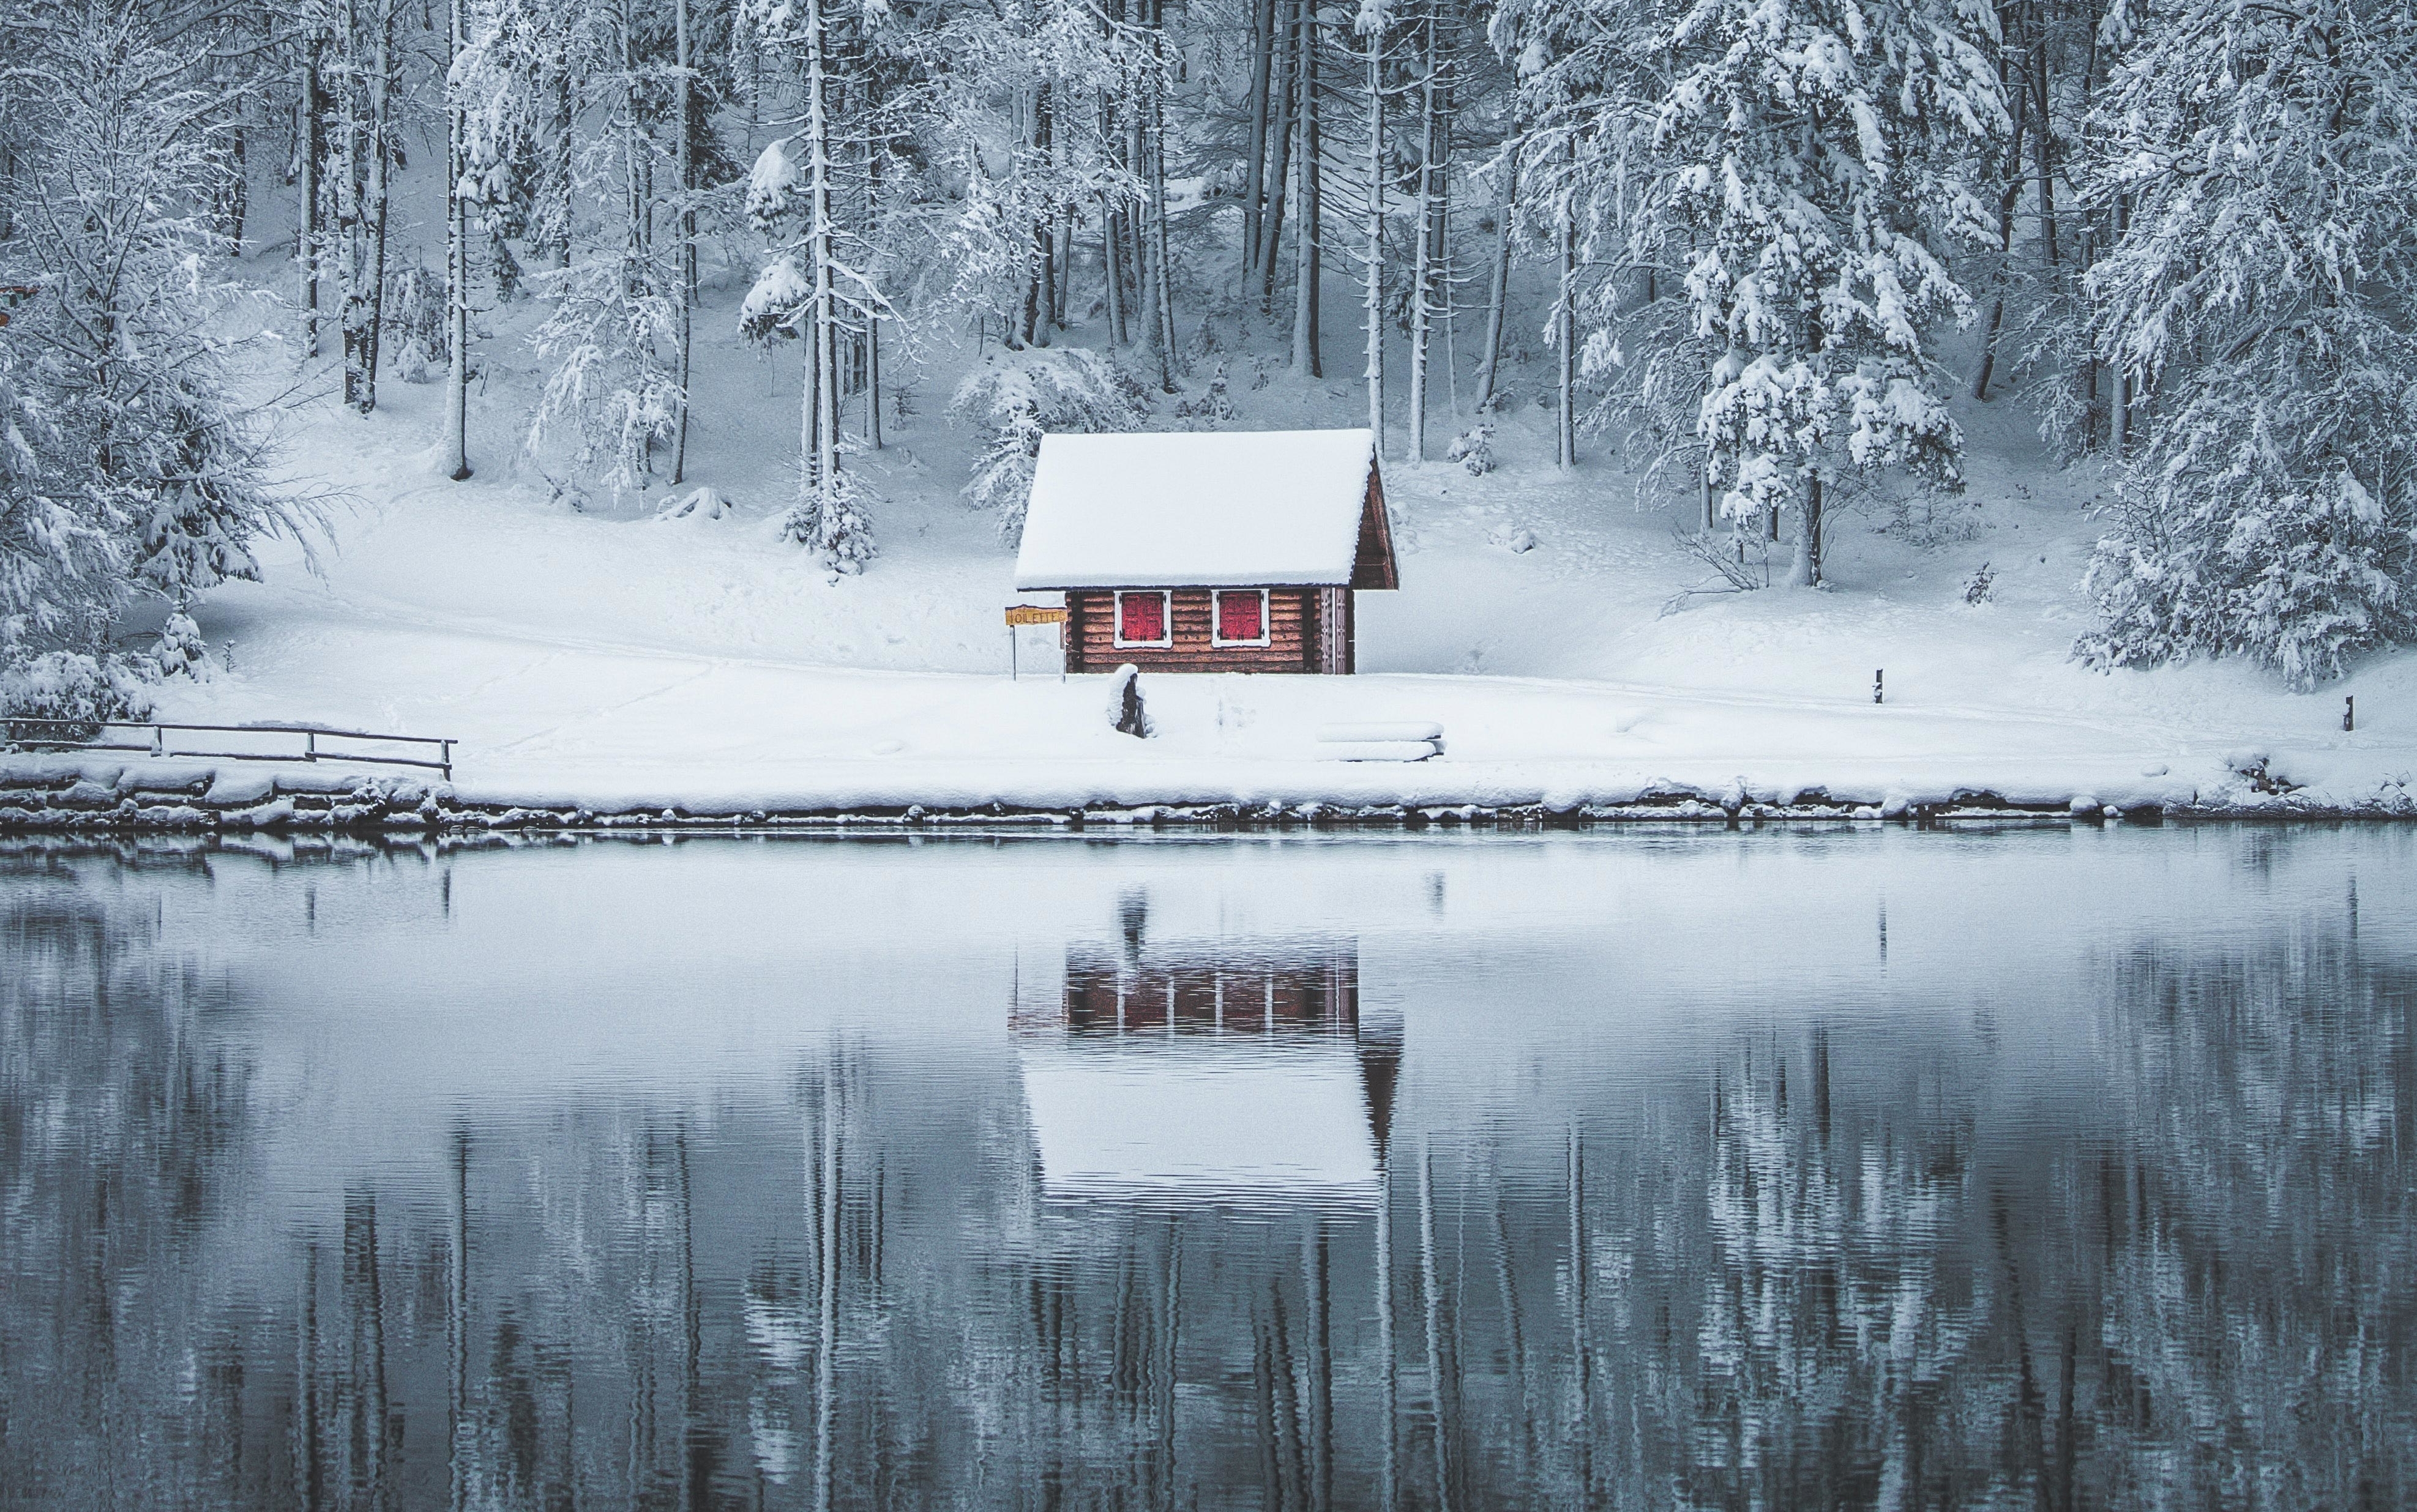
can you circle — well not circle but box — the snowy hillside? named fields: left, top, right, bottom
left=122, top=252, right=2410, bottom=816
left=6, top=0, right=2415, bottom=818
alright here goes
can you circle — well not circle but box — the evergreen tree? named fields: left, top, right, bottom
left=2075, top=0, right=2417, bottom=686
left=0, top=6, right=304, bottom=666
left=1651, top=0, right=2005, bottom=585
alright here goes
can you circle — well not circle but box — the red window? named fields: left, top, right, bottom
left=1115, top=590, right=1169, bottom=646
left=1213, top=589, right=1268, bottom=646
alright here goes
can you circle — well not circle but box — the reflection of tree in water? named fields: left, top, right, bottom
left=0, top=863, right=253, bottom=1505
left=2080, top=928, right=2417, bottom=1508
left=6, top=853, right=2416, bottom=1509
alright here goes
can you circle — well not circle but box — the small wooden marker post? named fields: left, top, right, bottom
left=1873, top=669, right=1884, bottom=705
left=2344, top=696, right=2355, bottom=732
left=1004, top=605, right=1070, bottom=683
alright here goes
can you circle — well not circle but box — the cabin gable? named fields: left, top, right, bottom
left=1350, top=466, right=1400, bottom=590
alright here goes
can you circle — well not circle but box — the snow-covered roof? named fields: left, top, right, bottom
left=1018, top=1041, right=1381, bottom=1204
left=1014, top=429, right=1384, bottom=589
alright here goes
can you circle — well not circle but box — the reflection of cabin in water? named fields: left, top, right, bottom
left=1014, top=936, right=1400, bottom=1203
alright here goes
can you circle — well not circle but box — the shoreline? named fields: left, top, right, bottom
left=5, top=757, right=2410, bottom=836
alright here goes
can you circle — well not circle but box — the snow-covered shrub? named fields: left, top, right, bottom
left=738, top=255, right=811, bottom=344
left=788, top=467, right=878, bottom=576
left=1445, top=424, right=1495, bottom=476
left=1175, top=363, right=1234, bottom=423
left=1, top=651, right=155, bottom=744
left=383, top=264, right=449, bottom=384
left=151, top=611, right=209, bottom=679
left=951, top=349, right=1152, bottom=543
left=1962, top=562, right=1995, bottom=606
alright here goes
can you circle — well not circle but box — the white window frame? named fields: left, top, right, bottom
left=1112, top=589, right=1174, bottom=649
left=1210, top=588, right=1273, bottom=649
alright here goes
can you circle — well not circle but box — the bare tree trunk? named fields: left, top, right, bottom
left=336, top=0, right=368, bottom=409
left=227, top=115, right=248, bottom=253
left=362, top=0, right=395, bottom=412
left=1242, top=0, right=1276, bottom=290
left=1406, top=5, right=1444, bottom=464
left=299, top=37, right=324, bottom=359
left=864, top=315, right=883, bottom=449
left=1473, top=143, right=1514, bottom=409
left=443, top=0, right=472, bottom=480
left=1791, top=470, right=1823, bottom=586
left=1290, top=0, right=1321, bottom=377
left=1971, top=46, right=2027, bottom=402
left=2033, top=35, right=2057, bottom=267
left=1145, top=0, right=1179, bottom=388
left=1255, top=0, right=1298, bottom=311
left=671, top=0, right=693, bottom=483
left=1555, top=143, right=1575, bottom=471
left=1362, top=2, right=1385, bottom=458
left=1102, top=191, right=1126, bottom=345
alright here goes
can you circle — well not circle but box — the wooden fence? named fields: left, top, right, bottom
left=2, top=719, right=455, bottom=780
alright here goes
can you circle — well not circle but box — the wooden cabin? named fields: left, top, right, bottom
left=1012, top=428, right=1400, bottom=674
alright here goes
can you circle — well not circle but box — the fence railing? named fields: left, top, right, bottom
left=2, top=719, right=455, bottom=780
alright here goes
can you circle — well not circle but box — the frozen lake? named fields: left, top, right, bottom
left=2, top=826, right=2411, bottom=1508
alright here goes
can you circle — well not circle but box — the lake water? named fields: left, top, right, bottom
left=2, top=826, right=2411, bottom=1510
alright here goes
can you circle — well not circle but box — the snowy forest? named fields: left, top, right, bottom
left=3, top=0, right=2415, bottom=723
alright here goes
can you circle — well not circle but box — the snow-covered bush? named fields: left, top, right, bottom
left=383, top=263, right=450, bottom=384
left=1445, top=423, right=1495, bottom=476
left=1, top=651, right=155, bottom=744
left=951, top=349, right=1152, bottom=543
left=151, top=611, right=210, bottom=679
left=1174, top=362, right=1235, bottom=423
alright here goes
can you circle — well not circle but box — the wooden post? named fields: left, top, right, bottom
left=1873, top=669, right=1884, bottom=705
left=2344, top=696, right=2355, bottom=732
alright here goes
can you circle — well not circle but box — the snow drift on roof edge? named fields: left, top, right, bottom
left=1014, top=428, right=1376, bottom=590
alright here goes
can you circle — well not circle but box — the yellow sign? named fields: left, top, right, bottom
left=1004, top=605, right=1069, bottom=627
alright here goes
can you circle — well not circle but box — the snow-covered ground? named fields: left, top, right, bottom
left=98, top=244, right=2417, bottom=817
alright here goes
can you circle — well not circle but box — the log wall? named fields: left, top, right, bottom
left=1067, top=588, right=1332, bottom=674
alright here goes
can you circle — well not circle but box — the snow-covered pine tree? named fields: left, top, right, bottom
left=743, top=0, right=898, bottom=570
left=0, top=6, right=306, bottom=662
left=1648, top=0, right=2004, bottom=584
left=518, top=0, right=687, bottom=504
left=2074, top=0, right=2417, bottom=687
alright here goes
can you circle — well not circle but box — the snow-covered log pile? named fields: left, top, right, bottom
left=1314, top=722, right=1444, bottom=762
